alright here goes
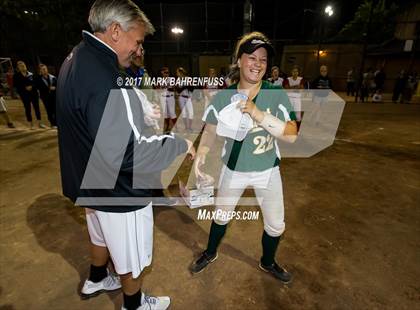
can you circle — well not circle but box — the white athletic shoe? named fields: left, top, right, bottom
left=121, top=292, right=171, bottom=310
left=80, top=271, right=121, bottom=299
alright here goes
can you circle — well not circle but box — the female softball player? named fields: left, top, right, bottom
left=283, top=65, right=305, bottom=122
left=190, top=32, right=297, bottom=283
left=176, top=67, right=194, bottom=132
left=158, top=67, right=177, bottom=132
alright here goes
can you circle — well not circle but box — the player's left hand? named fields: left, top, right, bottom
left=238, top=99, right=264, bottom=123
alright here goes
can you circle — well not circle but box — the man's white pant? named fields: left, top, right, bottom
left=214, top=165, right=285, bottom=237
left=86, top=203, right=154, bottom=279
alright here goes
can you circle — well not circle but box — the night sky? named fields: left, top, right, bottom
left=1, top=0, right=415, bottom=69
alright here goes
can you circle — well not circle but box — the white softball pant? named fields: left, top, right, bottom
left=179, top=97, right=194, bottom=119
left=288, top=94, right=302, bottom=121
left=214, top=165, right=285, bottom=237
left=160, top=93, right=176, bottom=119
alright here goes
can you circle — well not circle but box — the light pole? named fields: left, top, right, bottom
left=355, top=0, right=376, bottom=103
left=317, top=5, right=334, bottom=69
left=303, top=5, right=334, bottom=75
left=171, top=26, right=184, bottom=53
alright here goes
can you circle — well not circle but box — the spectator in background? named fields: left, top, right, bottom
left=203, top=68, right=223, bottom=109
left=360, top=68, right=374, bottom=103
left=126, top=54, right=152, bottom=89
left=283, top=65, right=305, bottom=122
left=402, top=71, right=418, bottom=104
left=268, top=66, right=283, bottom=86
left=175, top=67, right=194, bottom=132
left=311, top=65, right=332, bottom=125
left=312, top=65, right=332, bottom=93
left=0, top=94, right=15, bottom=128
left=157, top=67, right=177, bottom=132
left=6, top=67, right=16, bottom=99
left=372, top=89, right=383, bottom=103
left=346, top=67, right=355, bottom=96
left=392, top=70, right=407, bottom=103
left=13, top=60, right=46, bottom=129
left=374, top=66, right=386, bottom=92
left=35, top=64, right=57, bottom=128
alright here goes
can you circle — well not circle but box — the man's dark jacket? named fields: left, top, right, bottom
left=57, top=31, right=187, bottom=212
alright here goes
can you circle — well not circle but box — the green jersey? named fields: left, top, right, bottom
left=203, top=80, right=296, bottom=172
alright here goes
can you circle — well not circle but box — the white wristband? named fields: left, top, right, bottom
left=259, top=112, right=286, bottom=138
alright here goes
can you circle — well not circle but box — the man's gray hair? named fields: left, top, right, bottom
left=88, top=0, right=155, bottom=35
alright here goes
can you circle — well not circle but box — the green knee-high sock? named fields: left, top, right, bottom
left=206, top=221, right=227, bottom=255
left=261, top=230, right=281, bottom=266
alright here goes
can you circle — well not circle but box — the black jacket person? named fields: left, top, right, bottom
left=56, top=31, right=188, bottom=213
left=35, top=65, right=57, bottom=126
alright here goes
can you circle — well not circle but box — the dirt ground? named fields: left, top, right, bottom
left=0, top=96, right=419, bottom=310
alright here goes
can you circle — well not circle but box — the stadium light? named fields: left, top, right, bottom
left=324, top=5, right=334, bottom=17
left=171, top=27, right=184, bottom=34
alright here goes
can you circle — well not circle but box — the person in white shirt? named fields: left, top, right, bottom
left=283, top=65, right=305, bottom=122
left=175, top=67, right=194, bottom=131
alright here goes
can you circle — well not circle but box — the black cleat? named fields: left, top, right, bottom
left=259, top=261, right=292, bottom=283
left=190, top=251, right=218, bottom=274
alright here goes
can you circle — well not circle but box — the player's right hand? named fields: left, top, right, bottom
left=193, top=148, right=215, bottom=188
left=194, top=153, right=206, bottom=177
left=185, top=139, right=196, bottom=160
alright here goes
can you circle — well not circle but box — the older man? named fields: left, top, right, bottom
left=56, top=1, right=194, bottom=309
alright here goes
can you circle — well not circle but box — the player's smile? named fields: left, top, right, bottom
left=249, top=68, right=262, bottom=81
left=250, top=69, right=261, bottom=75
